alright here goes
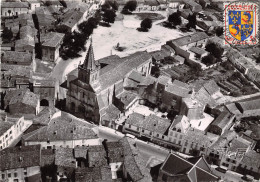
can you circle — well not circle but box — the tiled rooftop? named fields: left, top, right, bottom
left=119, top=137, right=144, bottom=181
left=0, top=145, right=41, bottom=170
left=5, top=89, right=39, bottom=108
left=0, top=121, right=13, bottom=136
left=165, top=83, right=190, bottom=98
left=41, top=32, right=65, bottom=48
left=87, top=145, right=107, bottom=167
left=241, top=150, right=260, bottom=169
left=107, top=141, right=125, bottom=163
left=168, top=32, right=208, bottom=47
left=125, top=113, right=145, bottom=127
left=184, top=128, right=219, bottom=147
left=55, top=148, right=77, bottom=168
left=189, top=46, right=208, bottom=56
left=237, top=98, right=260, bottom=112
left=1, top=2, right=29, bottom=8
left=1, top=51, right=33, bottom=64
left=195, top=87, right=217, bottom=108
left=23, top=113, right=97, bottom=142
left=211, top=111, right=234, bottom=129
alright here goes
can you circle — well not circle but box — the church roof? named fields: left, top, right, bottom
left=82, top=40, right=99, bottom=71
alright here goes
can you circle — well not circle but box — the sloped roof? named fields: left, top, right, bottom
left=1, top=2, right=29, bottom=8
left=87, top=145, right=107, bottom=167
left=41, top=149, right=55, bottom=166
left=184, top=128, right=219, bottom=147
left=168, top=32, right=209, bottom=47
left=189, top=46, right=208, bottom=55
left=41, top=32, right=65, bottom=47
left=81, top=41, right=99, bottom=70
left=203, top=80, right=220, bottom=96
left=125, top=113, right=146, bottom=127
left=107, top=141, right=125, bottom=163
left=7, top=89, right=39, bottom=108
left=23, top=113, right=97, bottom=142
left=128, top=70, right=143, bottom=83
left=241, top=150, right=260, bottom=169
left=97, top=51, right=152, bottom=91
left=142, top=114, right=171, bottom=134
left=237, top=98, right=260, bottom=112
left=1, top=51, right=33, bottom=64
left=225, top=103, right=242, bottom=115
left=0, top=145, right=41, bottom=170
left=160, top=153, right=218, bottom=181
left=102, top=104, right=121, bottom=121
left=55, top=148, right=77, bottom=168
left=60, top=9, right=83, bottom=29
left=165, top=83, right=190, bottom=98
left=0, top=121, right=13, bottom=136
left=170, top=115, right=190, bottom=133
left=157, top=75, right=171, bottom=86
left=195, top=87, right=217, bottom=108
left=75, top=166, right=113, bottom=182
left=211, top=111, right=234, bottom=130
left=119, top=137, right=144, bottom=181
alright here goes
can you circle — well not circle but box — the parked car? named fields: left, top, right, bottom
left=215, top=166, right=228, bottom=173
left=241, top=175, right=255, bottom=181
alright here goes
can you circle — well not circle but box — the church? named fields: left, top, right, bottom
left=64, top=40, right=153, bottom=124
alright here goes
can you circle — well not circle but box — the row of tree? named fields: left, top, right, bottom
left=60, top=12, right=100, bottom=60
left=60, top=0, right=119, bottom=59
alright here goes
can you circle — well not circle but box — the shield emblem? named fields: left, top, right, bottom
left=228, top=11, right=253, bottom=41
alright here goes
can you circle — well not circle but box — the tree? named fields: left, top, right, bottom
left=256, top=54, right=260, bottom=63
left=102, top=9, right=116, bottom=25
left=215, top=26, right=223, bottom=36
left=101, top=2, right=111, bottom=11
left=60, top=0, right=67, bottom=8
left=8, top=10, right=11, bottom=17
left=139, top=18, right=152, bottom=32
left=205, top=43, right=224, bottom=59
left=122, top=0, right=137, bottom=14
left=94, top=10, right=102, bottom=23
left=168, top=12, right=182, bottom=26
left=151, top=65, right=160, bottom=77
left=1, top=27, right=13, bottom=42
left=78, top=17, right=98, bottom=36
left=107, top=0, right=119, bottom=11
left=201, top=54, right=216, bottom=66
left=186, top=14, right=197, bottom=30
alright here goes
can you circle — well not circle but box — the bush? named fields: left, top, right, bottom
left=168, top=12, right=182, bottom=26
left=215, top=26, right=223, bottom=36
left=186, top=14, right=197, bottom=30
left=139, top=18, right=152, bottom=32
left=201, top=54, right=216, bottom=66
left=122, top=0, right=137, bottom=14
left=205, top=42, right=224, bottom=59
left=102, top=9, right=116, bottom=24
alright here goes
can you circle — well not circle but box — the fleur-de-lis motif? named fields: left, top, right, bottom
left=234, top=12, right=240, bottom=18
left=248, top=25, right=253, bottom=32
left=242, top=25, right=247, bottom=32
left=229, top=12, right=235, bottom=19
left=244, top=30, right=250, bottom=37
left=232, top=17, right=238, bottom=24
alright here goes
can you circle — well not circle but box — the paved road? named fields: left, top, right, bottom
left=98, top=126, right=169, bottom=162
left=98, top=126, right=248, bottom=181
left=211, top=166, right=244, bottom=182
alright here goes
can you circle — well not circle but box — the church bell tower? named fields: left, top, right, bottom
left=78, top=38, right=100, bottom=85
